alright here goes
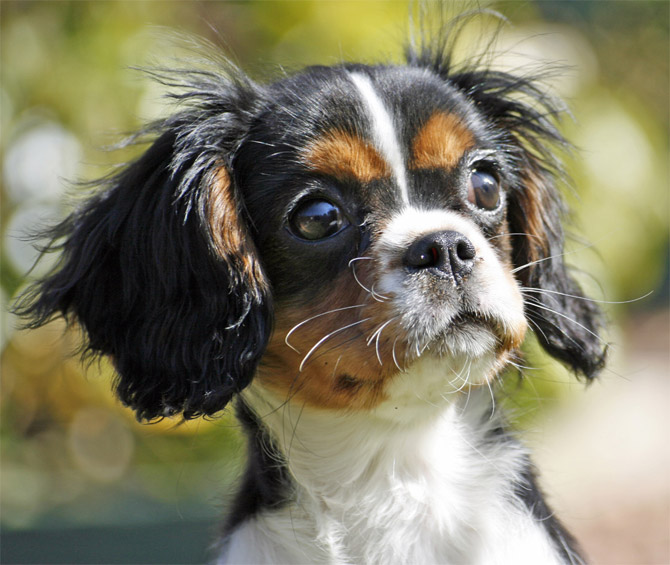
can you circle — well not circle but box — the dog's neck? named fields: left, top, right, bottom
left=226, top=356, right=574, bottom=564
left=234, top=358, right=563, bottom=564
left=244, top=355, right=500, bottom=490
left=245, top=385, right=495, bottom=494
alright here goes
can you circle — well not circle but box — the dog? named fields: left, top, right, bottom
left=16, top=13, right=606, bottom=565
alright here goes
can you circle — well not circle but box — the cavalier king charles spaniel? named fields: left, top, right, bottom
left=17, top=14, right=606, bottom=565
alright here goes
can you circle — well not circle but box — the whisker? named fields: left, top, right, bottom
left=369, top=282, right=389, bottom=303
left=511, top=243, right=596, bottom=274
left=374, top=318, right=396, bottom=366
left=486, top=378, right=496, bottom=420
left=299, top=318, right=372, bottom=372
left=457, top=360, right=475, bottom=409
left=507, top=359, right=540, bottom=372
left=348, top=256, right=389, bottom=302
left=525, top=297, right=607, bottom=346
left=525, top=315, right=552, bottom=345
left=487, top=232, right=545, bottom=242
left=525, top=297, right=583, bottom=349
left=520, top=287, right=653, bottom=306
left=366, top=317, right=395, bottom=347
left=348, top=256, right=373, bottom=264
left=443, top=360, right=471, bottom=395
left=285, top=304, right=367, bottom=353
left=392, top=336, right=403, bottom=372
left=330, top=355, right=343, bottom=378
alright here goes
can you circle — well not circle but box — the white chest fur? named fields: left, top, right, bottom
left=219, top=365, right=571, bottom=565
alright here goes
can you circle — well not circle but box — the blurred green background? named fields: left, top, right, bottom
left=1, top=1, right=668, bottom=564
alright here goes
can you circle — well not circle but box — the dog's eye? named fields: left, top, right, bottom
left=467, top=166, right=500, bottom=211
left=289, top=199, right=349, bottom=241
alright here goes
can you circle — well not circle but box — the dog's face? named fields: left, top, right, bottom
left=234, top=67, right=527, bottom=410
left=18, top=52, right=606, bottom=421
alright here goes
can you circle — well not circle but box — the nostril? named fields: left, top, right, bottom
left=404, top=231, right=476, bottom=284
left=455, top=239, right=476, bottom=262
left=427, top=245, right=440, bottom=266
left=405, top=240, right=441, bottom=269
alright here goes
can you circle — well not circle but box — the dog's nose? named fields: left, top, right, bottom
left=404, top=230, right=476, bottom=284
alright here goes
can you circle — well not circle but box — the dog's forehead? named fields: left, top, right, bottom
left=261, top=66, right=482, bottom=200
left=271, top=65, right=471, bottom=130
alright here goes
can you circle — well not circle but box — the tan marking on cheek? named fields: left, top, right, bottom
left=488, top=226, right=528, bottom=353
left=257, top=267, right=407, bottom=411
left=499, top=311, right=527, bottom=353
left=498, top=253, right=528, bottom=353
left=411, top=112, right=475, bottom=170
left=208, top=167, right=267, bottom=289
left=304, top=130, right=391, bottom=183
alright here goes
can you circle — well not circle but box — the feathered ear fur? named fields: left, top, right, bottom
left=408, top=18, right=606, bottom=379
left=14, top=65, right=273, bottom=420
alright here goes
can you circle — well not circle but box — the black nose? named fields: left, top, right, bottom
left=404, top=230, right=476, bottom=284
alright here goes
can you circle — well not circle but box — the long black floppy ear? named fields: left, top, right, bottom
left=14, top=65, right=273, bottom=420
left=451, top=69, right=607, bottom=379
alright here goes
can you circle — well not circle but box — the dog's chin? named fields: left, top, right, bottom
left=393, top=311, right=517, bottom=394
left=408, top=310, right=514, bottom=360
left=431, top=313, right=501, bottom=358
left=374, top=323, right=504, bottom=423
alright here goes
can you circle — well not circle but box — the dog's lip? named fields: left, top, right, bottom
left=447, top=310, right=493, bottom=333
left=438, top=309, right=506, bottom=343
left=442, top=309, right=522, bottom=353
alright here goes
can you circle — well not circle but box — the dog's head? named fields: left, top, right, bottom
left=16, top=39, right=606, bottom=421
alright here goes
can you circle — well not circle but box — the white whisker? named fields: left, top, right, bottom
left=299, top=318, right=372, bottom=372
left=487, top=232, right=545, bottom=242
left=374, top=318, right=396, bottom=366
left=511, top=243, right=596, bottom=274
left=520, top=287, right=653, bottom=305
left=285, top=304, right=367, bottom=353
left=525, top=297, right=607, bottom=346
left=391, top=336, right=402, bottom=372
left=349, top=256, right=389, bottom=302
left=486, top=378, right=496, bottom=420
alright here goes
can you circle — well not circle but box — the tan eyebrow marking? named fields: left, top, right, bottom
left=411, top=112, right=475, bottom=170
left=303, top=130, right=391, bottom=183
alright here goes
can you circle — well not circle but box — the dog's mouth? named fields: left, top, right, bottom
left=414, top=308, right=522, bottom=360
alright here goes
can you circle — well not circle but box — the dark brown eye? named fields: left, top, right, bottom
left=467, top=167, right=500, bottom=211
left=289, top=199, right=348, bottom=241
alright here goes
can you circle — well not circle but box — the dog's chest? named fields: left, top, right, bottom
left=221, top=390, right=565, bottom=564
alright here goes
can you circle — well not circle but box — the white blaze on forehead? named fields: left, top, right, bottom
left=348, top=72, right=410, bottom=206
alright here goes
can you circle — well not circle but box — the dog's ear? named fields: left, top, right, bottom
left=449, top=69, right=606, bottom=378
left=14, top=69, right=273, bottom=420
left=506, top=166, right=606, bottom=379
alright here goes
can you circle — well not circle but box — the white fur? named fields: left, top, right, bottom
left=375, top=207, right=526, bottom=370
left=348, top=72, right=410, bottom=206
left=219, top=357, right=571, bottom=565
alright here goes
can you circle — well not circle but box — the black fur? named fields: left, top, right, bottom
left=13, top=64, right=272, bottom=421
left=222, top=401, right=292, bottom=536
left=515, top=465, right=585, bottom=562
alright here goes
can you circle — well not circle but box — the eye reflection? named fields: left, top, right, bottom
left=289, top=199, right=348, bottom=241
